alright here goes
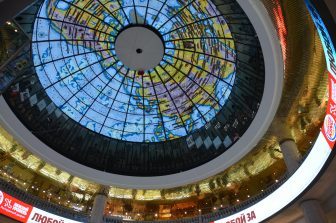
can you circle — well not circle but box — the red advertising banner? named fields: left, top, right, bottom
left=306, top=0, right=336, bottom=149
left=0, top=190, right=33, bottom=222
left=0, top=190, right=83, bottom=223
left=322, top=73, right=336, bottom=149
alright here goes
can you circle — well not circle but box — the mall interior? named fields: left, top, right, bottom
left=0, top=0, right=335, bottom=222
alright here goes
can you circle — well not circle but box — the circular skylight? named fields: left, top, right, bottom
left=32, top=0, right=236, bottom=142
left=6, top=0, right=266, bottom=176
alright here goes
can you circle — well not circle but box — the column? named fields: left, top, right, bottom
left=271, top=120, right=301, bottom=174
left=279, top=139, right=301, bottom=174
left=300, top=200, right=328, bottom=223
left=90, top=186, right=109, bottom=223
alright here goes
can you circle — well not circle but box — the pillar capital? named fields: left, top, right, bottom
left=278, top=138, right=295, bottom=146
left=97, top=185, right=110, bottom=196
left=270, top=119, right=293, bottom=142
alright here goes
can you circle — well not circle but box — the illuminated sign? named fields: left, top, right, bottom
left=0, top=190, right=33, bottom=222
left=305, top=0, right=336, bottom=149
left=0, top=190, right=82, bottom=223
left=211, top=210, right=256, bottom=223
left=27, top=208, right=83, bottom=223
left=111, top=214, right=132, bottom=220
left=272, top=0, right=288, bottom=65
left=305, top=1, right=336, bottom=78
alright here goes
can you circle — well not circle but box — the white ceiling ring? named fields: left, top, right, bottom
left=0, top=0, right=283, bottom=189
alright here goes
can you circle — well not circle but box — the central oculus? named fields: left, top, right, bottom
left=115, top=26, right=164, bottom=71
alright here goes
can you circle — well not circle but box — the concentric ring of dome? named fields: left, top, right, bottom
left=32, top=0, right=236, bottom=142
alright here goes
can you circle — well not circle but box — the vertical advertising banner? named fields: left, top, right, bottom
left=0, top=190, right=33, bottom=222
left=305, top=0, right=336, bottom=149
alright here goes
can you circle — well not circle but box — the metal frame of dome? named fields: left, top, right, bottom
left=0, top=0, right=283, bottom=189
left=30, top=0, right=241, bottom=145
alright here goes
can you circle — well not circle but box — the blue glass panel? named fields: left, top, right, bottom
left=33, top=0, right=236, bottom=142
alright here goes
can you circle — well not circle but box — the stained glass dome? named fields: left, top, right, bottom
left=4, top=0, right=265, bottom=176
left=32, top=0, right=236, bottom=142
